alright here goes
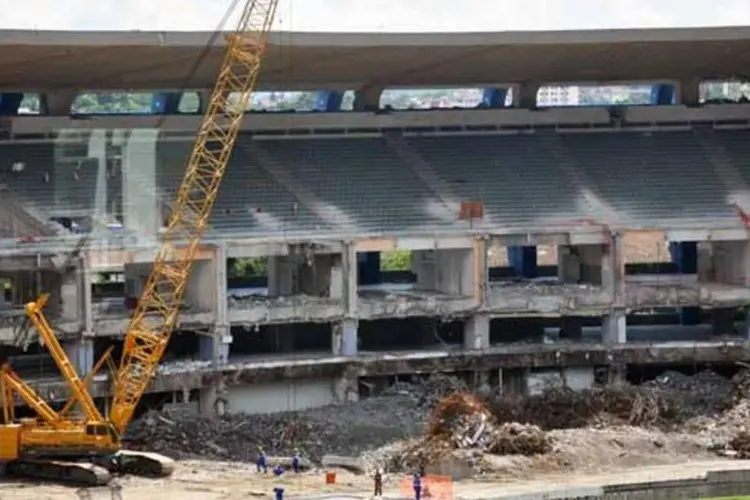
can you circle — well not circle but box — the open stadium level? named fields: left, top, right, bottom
left=1, top=26, right=750, bottom=414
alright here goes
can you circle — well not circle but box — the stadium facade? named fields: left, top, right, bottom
left=1, top=27, right=750, bottom=415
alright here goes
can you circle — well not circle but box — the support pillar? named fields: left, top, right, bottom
left=436, top=249, right=474, bottom=296
left=64, top=339, right=94, bottom=375
left=670, top=241, right=701, bottom=325
left=507, top=246, right=537, bottom=278
left=512, top=83, right=540, bottom=109
left=42, top=91, right=76, bottom=116
left=464, top=315, right=489, bottom=350
left=333, top=244, right=359, bottom=356
left=332, top=318, right=358, bottom=356
left=679, top=79, right=700, bottom=106
left=412, top=250, right=436, bottom=290
left=267, top=255, right=296, bottom=296
left=602, top=233, right=626, bottom=344
left=121, top=130, right=160, bottom=241
left=353, top=85, right=383, bottom=112
left=711, top=240, right=750, bottom=337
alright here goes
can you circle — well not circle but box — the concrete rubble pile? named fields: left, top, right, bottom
left=489, top=384, right=673, bottom=430
left=642, top=370, right=735, bottom=419
left=382, top=373, right=471, bottom=408
left=427, top=393, right=550, bottom=456
left=126, top=389, right=432, bottom=462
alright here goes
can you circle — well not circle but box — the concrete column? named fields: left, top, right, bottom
left=678, top=79, right=701, bottom=106
left=186, top=257, right=218, bottom=312
left=602, top=234, right=626, bottom=343
left=464, top=315, right=489, bottom=350
left=332, top=318, right=358, bottom=356
left=64, top=339, right=94, bottom=375
left=507, top=246, right=537, bottom=278
left=436, top=249, right=474, bottom=296
left=200, top=329, right=231, bottom=365
left=298, top=253, right=333, bottom=296
left=333, top=370, right=359, bottom=402
left=121, top=130, right=160, bottom=241
left=602, top=312, right=626, bottom=343
left=267, top=255, right=296, bottom=296
left=353, top=85, right=383, bottom=112
left=512, top=83, right=540, bottom=109
left=43, top=91, right=76, bottom=116
left=214, top=244, right=229, bottom=339
left=342, top=244, right=358, bottom=318
left=557, top=245, right=582, bottom=283
left=713, top=240, right=750, bottom=287
left=87, top=130, right=108, bottom=223
left=412, top=250, right=436, bottom=291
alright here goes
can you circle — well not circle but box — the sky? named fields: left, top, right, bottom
left=0, top=0, right=749, bottom=32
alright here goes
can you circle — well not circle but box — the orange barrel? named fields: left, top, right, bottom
left=325, top=472, right=336, bottom=484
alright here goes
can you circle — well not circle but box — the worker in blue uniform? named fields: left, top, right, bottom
left=291, top=448, right=301, bottom=473
left=256, top=446, right=268, bottom=473
left=412, top=473, right=422, bottom=500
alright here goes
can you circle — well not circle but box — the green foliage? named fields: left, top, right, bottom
left=380, top=250, right=411, bottom=272
left=230, top=258, right=267, bottom=277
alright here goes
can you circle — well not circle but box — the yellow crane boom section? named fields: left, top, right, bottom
left=109, top=0, right=280, bottom=434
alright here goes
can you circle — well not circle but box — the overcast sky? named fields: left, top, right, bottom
left=0, top=0, right=749, bottom=32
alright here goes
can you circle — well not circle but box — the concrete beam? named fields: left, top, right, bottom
left=24, top=340, right=750, bottom=400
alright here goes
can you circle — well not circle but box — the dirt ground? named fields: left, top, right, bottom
left=0, top=426, right=732, bottom=500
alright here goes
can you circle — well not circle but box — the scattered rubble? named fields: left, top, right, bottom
left=126, top=370, right=750, bottom=474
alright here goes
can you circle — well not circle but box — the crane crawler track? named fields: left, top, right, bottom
left=6, top=459, right=111, bottom=486
left=113, top=450, right=175, bottom=477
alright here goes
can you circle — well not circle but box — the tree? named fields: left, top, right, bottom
left=381, top=250, right=411, bottom=272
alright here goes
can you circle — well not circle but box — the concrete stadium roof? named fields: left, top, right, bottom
left=1, top=26, right=750, bottom=92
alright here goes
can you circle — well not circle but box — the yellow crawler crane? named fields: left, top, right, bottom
left=0, top=0, right=279, bottom=485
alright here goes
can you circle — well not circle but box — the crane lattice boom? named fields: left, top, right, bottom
left=109, top=0, right=279, bottom=434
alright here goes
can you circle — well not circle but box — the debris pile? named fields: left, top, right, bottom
left=425, top=393, right=550, bottom=456
left=126, top=391, right=428, bottom=462
left=733, top=369, right=750, bottom=402
left=727, top=431, right=750, bottom=458
left=643, top=370, right=734, bottom=419
left=382, top=374, right=470, bottom=408
left=488, top=385, right=674, bottom=430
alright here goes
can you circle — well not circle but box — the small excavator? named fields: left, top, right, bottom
left=0, top=0, right=280, bottom=485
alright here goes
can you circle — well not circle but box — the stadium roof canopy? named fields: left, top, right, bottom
left=1, top=26, right=749, bottom=92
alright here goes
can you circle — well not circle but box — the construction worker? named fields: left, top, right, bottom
left=373, top=468, right=383, bottom=497
left=256, top=446, right=268, bottom=473
left=291, top=448, right=301, bottom=473
left=412, top=473, right=422, bottom=500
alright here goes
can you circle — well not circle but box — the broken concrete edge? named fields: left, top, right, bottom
left=20, top=340, right=750, bottom=399
left=480, top=468, right=750, bottom=500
